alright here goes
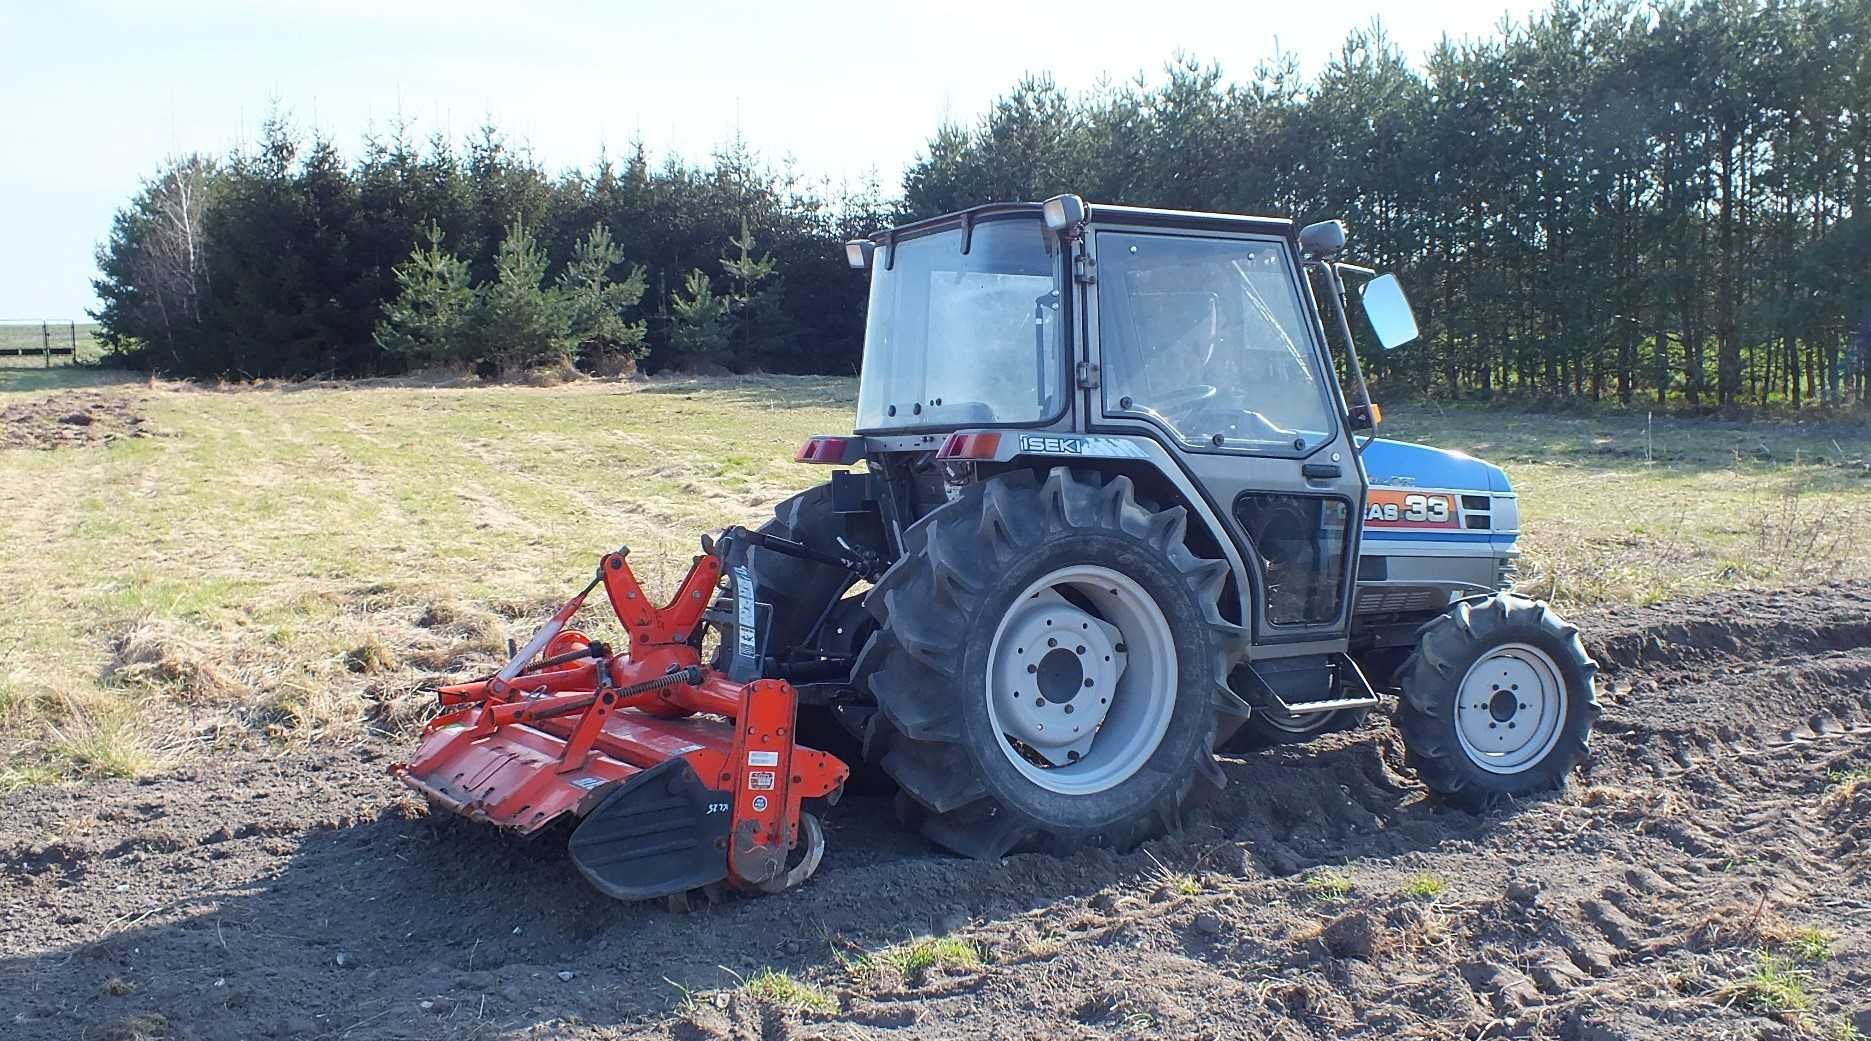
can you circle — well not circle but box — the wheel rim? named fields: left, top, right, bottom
left=1258, top=707, right=1336, bottom=735
left=1453, top=642, right=1567, bottom=775
left=984, top=564, right=1177, bottom=796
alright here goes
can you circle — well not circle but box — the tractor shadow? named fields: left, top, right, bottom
left=1, top=734, right=1507, bottom=1041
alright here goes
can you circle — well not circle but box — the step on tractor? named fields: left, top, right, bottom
left=394, top=196, right=1599, bottom=904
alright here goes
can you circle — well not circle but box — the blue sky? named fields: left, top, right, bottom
left=0, top=0, right=1544, bottom=318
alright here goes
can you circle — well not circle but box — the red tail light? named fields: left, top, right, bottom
left=795, top=436, right=851, bottom=464
left=936, top=432, right=1002, bottom=461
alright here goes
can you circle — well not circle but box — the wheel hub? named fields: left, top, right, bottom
left=1035, top=648, right=1086, bottom=704
left=983, top=564, right=1177, bottom=796
left=1454, top=643, right=1567, bottom=775
left=990, top=589, right=1126, bottom=766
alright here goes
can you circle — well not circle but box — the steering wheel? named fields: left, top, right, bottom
left=1151, top=384, right=1218, bottom=419
left=1185, top=406, right=1297, bottom=445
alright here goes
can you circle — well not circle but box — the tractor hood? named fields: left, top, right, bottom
left=1361, top=438, right=1512, bottom=494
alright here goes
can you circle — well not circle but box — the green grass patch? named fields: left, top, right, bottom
left=1716, top=952, right=1812, bottom=1016
left=1785, top=926, right=1834, bottom=963
left=1304, top=869, right=1355, bottom=900
left=861, top=935, right=985, bottom=978
left=741, top=969, right=835, bottom=1014
left=1402, top=873, right=1448, bottom=899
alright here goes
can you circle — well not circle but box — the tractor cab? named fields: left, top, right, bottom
left=842, top=195, right=1418, bottom=654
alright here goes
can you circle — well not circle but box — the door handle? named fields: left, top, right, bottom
left=1301, top=463, right=1341, bottom=480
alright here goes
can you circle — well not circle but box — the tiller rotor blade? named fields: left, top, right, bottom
left=390, top=544, right=848, bottom=902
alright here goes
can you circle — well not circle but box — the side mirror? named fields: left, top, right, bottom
left=1359, top=273, right=1419, bottom=350
left=1298, top=219, right=1346, bottom=258
left=844, top=239, right=875, bottom=271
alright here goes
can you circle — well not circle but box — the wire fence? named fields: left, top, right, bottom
left=0, top=321, right=103, bottom=366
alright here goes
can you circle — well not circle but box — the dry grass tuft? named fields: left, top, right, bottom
left=1822, top=769, right=1870, bottom=815
left=1685, top=897, right=1800, bottom=952
left=97, top=1012, right=171, bottom=1041
left=251, top=675, right=360, bottom=741
left=1753, top=483, right=1857, bottom=582
left=42, top=689, right=170, bottom=780
left=416, top=602, right=508, bottom=650
left=107, top=619, right=248, bottom=704
left=343, top=633, right=400, bottom=674
left=362, top=679, right=444, bottom=736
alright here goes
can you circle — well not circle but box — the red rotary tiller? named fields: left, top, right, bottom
left=391, top=533, right=851, bottom=903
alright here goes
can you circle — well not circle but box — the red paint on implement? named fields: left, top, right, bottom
left=390, top=548, right=848, bottom=895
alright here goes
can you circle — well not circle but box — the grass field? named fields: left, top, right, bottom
left=2, top=366, right=1867, bottom=788
left=0, top=321, right=104, bottom=365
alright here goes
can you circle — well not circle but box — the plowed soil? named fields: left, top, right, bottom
left=0, top=390, right=150, bottom=450
left=4, top=585, right=1868, bottom=1040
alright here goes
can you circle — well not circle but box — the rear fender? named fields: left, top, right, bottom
left=917, top=429, right=1255, bottom=636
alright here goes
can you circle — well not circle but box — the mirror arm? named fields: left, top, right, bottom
left=1335, top=261, right=1378, bottom=280
left=1312, top=259, right=1378, bottom=449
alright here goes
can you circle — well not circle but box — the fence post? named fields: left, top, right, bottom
left=42, top=321, right=50, bottom=368
left=69, top=321, right=78, bottom=360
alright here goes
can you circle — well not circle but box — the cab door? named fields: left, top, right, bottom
left=1084, top=225, right=1366, bottom=649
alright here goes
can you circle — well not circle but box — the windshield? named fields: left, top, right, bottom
left=855, top=218, right=1064, bottom=431
left=1098, top=231, right=1336, bottom=454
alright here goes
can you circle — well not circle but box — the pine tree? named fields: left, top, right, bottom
left=668, top=268, right=731, bottom=362
left=373, top=222, right=476, bottom=365
left=557, top=223, right=648, bottom=373
left=719, top=217, right=782, bottom=367
left=475, top=219, right=569, bottom=373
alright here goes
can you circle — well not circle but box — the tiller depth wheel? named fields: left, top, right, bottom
left=390, top=541, right=849, bottom=902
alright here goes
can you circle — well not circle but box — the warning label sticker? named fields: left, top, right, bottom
left=571, top=777, right=606, bottom=791
left=748, top=750, right=780, bottom=767
left=748, top=770, right=776, bottom=791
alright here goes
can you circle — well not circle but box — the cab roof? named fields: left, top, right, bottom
left=877, top=200, right=1296, bottom=244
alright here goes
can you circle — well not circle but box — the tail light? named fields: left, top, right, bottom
left=796, top=436, right=853, bottom=464
left=936, top=432, right=1002, bottom=461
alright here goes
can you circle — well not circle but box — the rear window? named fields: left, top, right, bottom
left=855, top=218, right=1065, bottom=431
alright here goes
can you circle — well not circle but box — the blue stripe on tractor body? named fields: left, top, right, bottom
left=1362, top=529, right=1497, bottom=543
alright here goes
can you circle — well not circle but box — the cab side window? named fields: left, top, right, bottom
left=1097, top=232, right=1336, bottom=454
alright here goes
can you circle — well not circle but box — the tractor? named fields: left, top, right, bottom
left=394, top=196, right=1598, bottom=900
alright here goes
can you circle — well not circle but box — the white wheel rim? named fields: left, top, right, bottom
left=1258, top=707, right=1336, bottom=735
left=1453, top=642, right=1567, bottom=775
left=984, top=564, right=1177, bottom=796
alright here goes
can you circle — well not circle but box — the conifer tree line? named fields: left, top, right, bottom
left=93, top=123, right=888, bottom=379
left=94, top=0, right=1870, bottom=408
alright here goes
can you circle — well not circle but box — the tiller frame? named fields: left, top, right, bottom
left=391, top=536, right=849, bottom=902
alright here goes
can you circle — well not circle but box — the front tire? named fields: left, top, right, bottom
left=1396, top=595, right=1598, bottom=809
left=856, top=468, right=1247, bottom=858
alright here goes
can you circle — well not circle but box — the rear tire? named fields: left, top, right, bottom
left=1396, top=595, right=1598, bottom=810
left=709, top=485, right=892, bottom=790
left=714, top=483, right=852, bottom=660
left=856, top=468, right=1247, bottom=858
